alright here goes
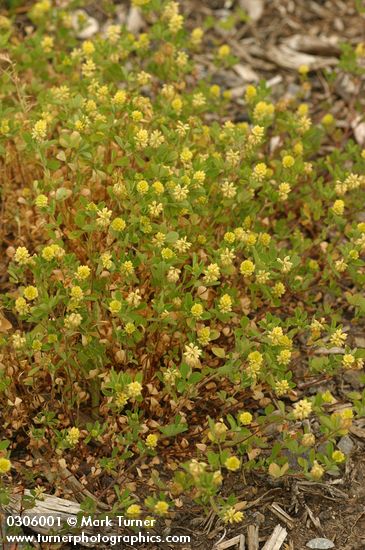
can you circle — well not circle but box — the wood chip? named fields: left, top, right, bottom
left=262, top=525, right=288, bottom=550
left=247, top=524, right=259, bottom=550
left=282, top=35, right=340, bottom=56
left=233, top=63, right=259, bottom=82
left=351, top=116, right=365, bottom=147
left=216, top=534, right=245, bottom=549
left=71, top=10, right=99, bottom=39
left=266, top=45, right=338, bottom=70
left=313, top=346, right=345, bottom=355
left=126, top=7, right=144, bottom=34
left=4, top=490, right=112, bottom=546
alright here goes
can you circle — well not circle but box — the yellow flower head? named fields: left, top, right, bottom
left=82, top=40, right=95, bottom=56
left=70, top=286, right=83, bottom=300
left=239, top=411, right=253, bottom=425
left=293, top=399, right=312, bottom=420
left=32, top=119, right=47, bottom=141
left=253, top=101, right=274, bottom=121
left=152, top=180, right=164, bottom=194
left=127, top=381, right=142, bottom=398
left=191, top=27, right=203, bottom=46
left=154, top=501, right=169, bottom=515
left=332, top=450, right=345, bottom=463
left=23, top=286, right=38, bottom=301
left=275, top=379, right=290, bottom=396
left=15, top=297, right=29, bottom=315
left=310, top=460, right=324, bottom=480
left=191, top=303, right=203, bottom=318
left=302, top=433, right=315, bottom=447
left=219, top=294, right=233, bottom=313
left=136, top=180, right=149, bottom=194
left=332, top=199, right=345, bottom=216
left=223, top=507, right=244, bottom=524
left=321, top=113, right=334, bottom=126
left=0, top=457, right=11, bottom=474
left=125, top=322, right=136, bottom=334
left=245, top=85, right=257, bottom=102
left=64, top=313, right=82, bottom=329
left=218, top=44, right=230, bottom=58
left=240, top=259, right=255, bottom=277
left=111, top=217, right=126, bottom=231
left=66, top=427, right=80, bottom=446
left=253, top=162, right=267, bottom=181
left=282, top=155, right=295, bottom=168
left=109, top=300, right=122, bottom=315
left=197, top=327, right=211, bottom=346
left=224, top=456, right=240, bottom=471
left=146, top=434, right=158, bottom=449
left=42, top=245, right=56, bottom=261
left=298, top=64, right=309, bottom=75
left=171, top=97, right=182, bottom=113
left=35, top=194, right=48, bottom=208
left=210, top=84, right=221, bottom=98
left=76, top=265, right=91, bottom=280
left=342, top=353, right=355, bottom=370
left=112, top=90, right=127, bottom=106
left=126, top=504, right=141, bottom=517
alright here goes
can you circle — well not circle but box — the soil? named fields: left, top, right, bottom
left=168, top=454, right=365, bottom=549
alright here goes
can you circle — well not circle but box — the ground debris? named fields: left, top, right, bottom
left=216, top=533, right=245, bottom=549
left=268, top=503, right=294, bottom=529
left=306, top=538, right=335, bottom=549
left=246, top=524, right=259, bottom=550
left=262, top=524, right=287, bottom=550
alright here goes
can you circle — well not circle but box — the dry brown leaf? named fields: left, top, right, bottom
left=247, top=448, right=261, bottom=460
left=0, top=313, right=12, bottom=332
left=235, top=500, right=247, bottom=511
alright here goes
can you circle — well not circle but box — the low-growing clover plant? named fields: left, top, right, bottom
left=0, top=0, right=364, bottom=524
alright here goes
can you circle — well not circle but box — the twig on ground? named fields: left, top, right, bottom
left=304, top=503, right=323, bottom=535
left=268, top=503, right=294, bottom=529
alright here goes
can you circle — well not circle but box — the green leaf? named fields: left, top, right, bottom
left=346, top=293, right=365, bottom=314
left=188, top=372, right=203, bottom=384
left=159, top=422, right=188, bottom=437
left=212, top=346, right=226, bottom=358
